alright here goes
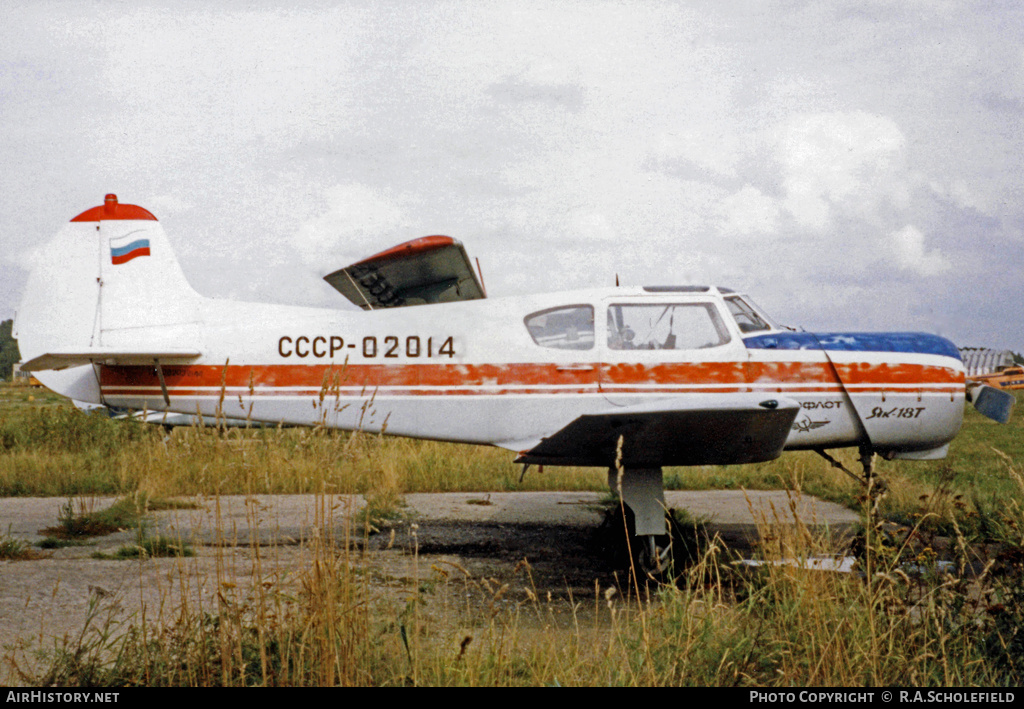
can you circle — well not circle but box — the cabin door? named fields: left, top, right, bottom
left=599, top=296, right=749, bottom=408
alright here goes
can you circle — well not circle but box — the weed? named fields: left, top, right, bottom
left=42, top=496, right=140, bottom=538
left=5, top=385, right=1024, bottom=685
left=92, top=536, right=194, bottom=560
left=0, top=533, right=35, bottom=560
left=36, top=537, right=90, bottom=550
left=40, top=494, right=196, bottom=540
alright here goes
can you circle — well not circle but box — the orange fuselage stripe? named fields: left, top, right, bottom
left=98, top=360, right=964, bottom=394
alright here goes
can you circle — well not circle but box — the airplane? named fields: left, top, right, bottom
left=974, top=366, right=1024, bottom=391
left=16, top=194, right=1015, bottom=573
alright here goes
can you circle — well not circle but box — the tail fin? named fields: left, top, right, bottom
left=16, top=194, right=202, bottom=402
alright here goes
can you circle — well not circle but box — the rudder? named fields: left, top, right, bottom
left=16, top=194, right=202, bottom=402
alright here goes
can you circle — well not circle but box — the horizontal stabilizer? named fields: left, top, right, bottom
left=324, top=236, right=486, bottom=310
left=20, top=348, right=201, bottom=372
left=512, top=395, right=801, bottom=468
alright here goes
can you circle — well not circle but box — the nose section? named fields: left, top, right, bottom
left=816, top=331, right=964, bottom=454
left=745, top=330, right=966, bottom=454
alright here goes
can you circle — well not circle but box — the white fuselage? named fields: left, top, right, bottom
left=94, top=287, right=966, bottom=460
left=15, top=207, right=966, bottom=465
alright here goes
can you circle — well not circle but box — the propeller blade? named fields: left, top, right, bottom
left=967, top=382, right=1015, bottom=424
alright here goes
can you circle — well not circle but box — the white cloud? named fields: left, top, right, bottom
left=2, top=2, right=1023, bottom=350
left=775, top=111, right=908, bottom=229
left=940, top=178, right=993, bottom=216
left=718, top=185, right=780, bottom=236
left=145, top=194, right=192, bottom=216
left=647, top=129, right=744, bottom=180
left=889, top=224, right=951, bottom=276
left=71, top=6, right=373, bottom=176
left=293, top=184, right=411, bottom=271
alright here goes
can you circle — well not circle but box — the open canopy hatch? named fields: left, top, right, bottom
left=324, top=235, right=486, bottom=310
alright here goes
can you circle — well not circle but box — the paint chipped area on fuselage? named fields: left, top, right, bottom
left=97, top=357, right=962, bottom=398
left=98, top=328, right=966, bottom=456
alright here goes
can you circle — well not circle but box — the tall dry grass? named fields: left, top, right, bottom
left=13, top=453, right=1024, bottom=687
left=3, top=389, right=1022, bottom=539
left=3, top=386, right=1024, bottom=685
left=18, top=488, right=1024, bottom=686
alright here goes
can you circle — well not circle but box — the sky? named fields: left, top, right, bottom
left=1, top=0, right=1022, bottom=352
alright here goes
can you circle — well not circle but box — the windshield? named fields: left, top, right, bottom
left=725, top=296, right=775, bottom=334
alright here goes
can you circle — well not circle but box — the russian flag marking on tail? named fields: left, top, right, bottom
left=110, top=237, right=150, bottom=265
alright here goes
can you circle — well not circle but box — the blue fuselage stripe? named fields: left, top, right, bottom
left=743, top=332, right=961, bottom=359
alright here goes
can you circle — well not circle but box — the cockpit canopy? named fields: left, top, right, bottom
left=522, top=288, right=780, bottom=351
left=723, top=294, right=776, bottom=333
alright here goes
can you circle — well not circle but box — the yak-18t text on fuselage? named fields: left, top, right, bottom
left=17, top=195, right=1014, bottom=569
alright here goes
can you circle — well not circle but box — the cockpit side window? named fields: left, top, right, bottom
left=524, top=305, right=594, bottom=350
left=607, top=303, right=731, bottom=350
left=725, top=296, right=772, bottom=334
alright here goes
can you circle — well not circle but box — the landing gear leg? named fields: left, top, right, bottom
left=814, top=445, right=884, bottom=498
left=608, top=466, right=672, bottom=577
left=859, top=444, right=885, bottom=516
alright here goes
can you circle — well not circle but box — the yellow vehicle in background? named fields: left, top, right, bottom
left=10, top=363, right=41, bottom=387
left=975, top=366, right=1024, bottom=390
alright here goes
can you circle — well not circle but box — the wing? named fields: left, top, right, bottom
left=323, top=235, right=486, bottom=310
left=505, top=395, right=801, bottom=468
left=20, top=348, right=202, bottom=372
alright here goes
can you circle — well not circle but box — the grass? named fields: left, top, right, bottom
left=0, top=385, right=609, bottom=500
left=36, top=537, right=90, bottom=549
left=91, top=534, right=195, bottom=560
left=1, top=385, right=1021, bottom=529
left=0, top=531, right=36, bottom=560
left=18, top=487, right=1024, bottom=686
left=2, top=384, right=1023, bottom=686
left=39, top=493, right=197, bottom=539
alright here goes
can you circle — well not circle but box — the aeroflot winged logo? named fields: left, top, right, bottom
left=110, top=235, right=151, bottom=265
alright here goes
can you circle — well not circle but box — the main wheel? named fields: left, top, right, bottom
left=636, top=534, right=673, bottom=580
